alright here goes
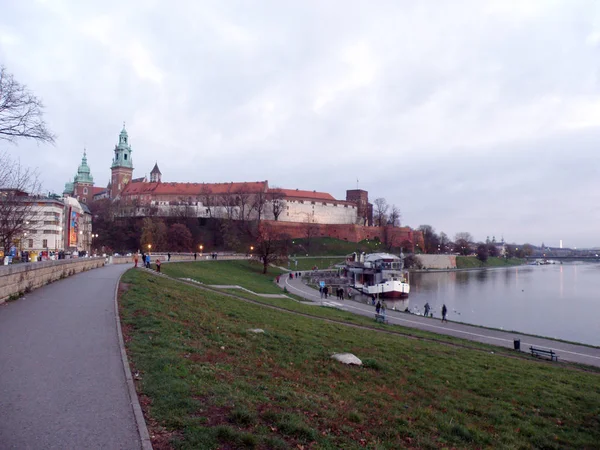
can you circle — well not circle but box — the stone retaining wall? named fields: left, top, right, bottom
left=111, top=253, right=248, bottom=265
left=0, top=258, right=105, bottom=304
left=416, top=254, right=457, bottom=269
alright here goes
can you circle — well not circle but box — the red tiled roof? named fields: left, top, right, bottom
left=275, top=188, right=337, bottom=201
left=121, top=181, right=268, bottom=197
left=91, top=187, right=107, bottom=195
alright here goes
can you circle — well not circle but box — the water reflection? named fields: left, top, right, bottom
left=408, top=263, right=600, bottom=346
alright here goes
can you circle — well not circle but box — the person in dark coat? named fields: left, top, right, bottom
left=441, top=304, right=448, bottom=322
left=375, top=300, right=382, bottom=315
left=424, top=302, right=430, bottom=317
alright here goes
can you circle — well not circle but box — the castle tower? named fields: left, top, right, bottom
left=346, top=189, right=373, bottom=226
left=110, top=123, right=134, bottom=199
left=150, top=162, right=162, bottom=183
left=72, top=149, right=94, bottom=203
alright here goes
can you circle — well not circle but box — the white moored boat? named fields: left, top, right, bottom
left=344, top=252, right=410, bottom=299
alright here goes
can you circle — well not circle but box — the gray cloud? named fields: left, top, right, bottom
left=2, top=0, right=600, bottom=247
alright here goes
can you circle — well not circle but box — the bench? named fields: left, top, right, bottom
left=375, top=313, right=388, bottom=324
left=530, top=346, right=558, bottom=361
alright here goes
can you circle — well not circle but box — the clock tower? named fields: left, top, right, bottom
left=110, top=123, right=134, bottom=199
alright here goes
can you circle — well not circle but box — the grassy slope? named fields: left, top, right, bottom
left=456, top=256, right=526, bottom=269
left=287, top=257, right=345, bottom=271
left=120, top=270, right=600, bottom=449
left=161, top=260, right=598, bottom=352
left=162, top=260, right=285, bottom=294
left=289, top=237, right=386, bottom=257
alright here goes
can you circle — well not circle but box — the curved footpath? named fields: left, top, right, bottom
left=282, top=275, right=600, bottom=368
left=0, top=263, right=144, bottom=449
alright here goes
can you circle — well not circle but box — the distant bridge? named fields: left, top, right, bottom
left=525, top=255, right=600, bottom=261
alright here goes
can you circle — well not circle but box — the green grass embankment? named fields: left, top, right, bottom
left=287, top=257, right=344, bottom=271
left=289, top=237, right=386, bottom=257
left=456, top=256, right=526, bottom=269
left=120, top=269, right=600, bottom=449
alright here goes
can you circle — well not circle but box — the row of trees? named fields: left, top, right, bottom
left=415, top=225, right=534, bottom=261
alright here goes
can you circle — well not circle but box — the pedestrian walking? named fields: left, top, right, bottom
left=323, top=286, right=329, bottom=298
left=371, top=294, right=376, bottom=305
left=134, top=254, right=139, bottom=268
left=375, top=300, right=381, bottom=315
left=424, top=302, right=430, bottom=317
left=381, top=300, right=387, bottom=318
left=156, top=259, right=161, bottom=273
left=276, top=275, right=280, bottom=283
left=167, top=253, right=171, bottom=262
left=194, top=252, right=197, bottom=260
left=441, top=304, right=448, bottom=323
left=319, top=286, right=324, bottom=299
left=145, top=254, right=151, bottom=268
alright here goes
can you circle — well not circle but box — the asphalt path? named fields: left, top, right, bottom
left=282, top=274, right=600, bottom=368
left=0, top=263, right=141, bottom=449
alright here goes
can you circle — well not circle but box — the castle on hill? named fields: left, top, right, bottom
left=63, top=125, right=422, bottom=246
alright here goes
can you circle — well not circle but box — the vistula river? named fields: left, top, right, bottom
left=382, top=262, right=600, bottom=346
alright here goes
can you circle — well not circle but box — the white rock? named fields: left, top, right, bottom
left=248, top=328, right=265, bottom=333
left=331, top=353, right=362, bottom=365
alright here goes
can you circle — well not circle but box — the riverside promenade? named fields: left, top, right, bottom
left=282, top=274, right=600, bottom=368
left=0, top=263, right=143, bottom=449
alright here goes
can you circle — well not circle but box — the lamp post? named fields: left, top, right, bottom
left=250, top=245, right=254, bottom=257
left=148, top=244, right=152, bottom=254
left=199, top=244, right=203, bottom=256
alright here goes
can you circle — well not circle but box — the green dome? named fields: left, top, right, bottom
left=112, top=123, right=134, bottom=169
left=74, top=149, right=94, bottom=184
left=63, top=181, right=74, bottom=194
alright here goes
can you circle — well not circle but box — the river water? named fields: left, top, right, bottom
left=382, top=263, right=600, bottom=346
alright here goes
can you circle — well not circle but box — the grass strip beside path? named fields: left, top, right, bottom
left=119, top=270, right=600, bottom=449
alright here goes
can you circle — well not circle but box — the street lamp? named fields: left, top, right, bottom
left=148, top=244, right=152, bottom=253
left=199, top=244, right=203, bottom=255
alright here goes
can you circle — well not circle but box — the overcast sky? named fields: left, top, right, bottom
left=2, top=0, right=600, bottom=247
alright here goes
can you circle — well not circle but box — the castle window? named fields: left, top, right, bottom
left=124, top=154, right=128, bottom=160
left=83, top=187, right=88, bottom=195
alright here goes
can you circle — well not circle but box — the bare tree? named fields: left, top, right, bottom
left=235, top=184, right=253, bottom=222
left=454, top=232, right=473, bottom=244
left=268, top=188, right=286, bottom=221
left=303, top=215, right=319, bottom=253
left=373, top=197, right=388, bottom=227
left=220, top=183, right=239, bottom=220
left=252, top=222, right=288, bottom=274
left=198, top=184, right=216, bottom=218
left=388, top=205, right=401, bottom=227
left=0, top=67, right=55, bottom=144
left=0, top=152, right=41, bottom=256
left=251, top=188, right=268, bottom=223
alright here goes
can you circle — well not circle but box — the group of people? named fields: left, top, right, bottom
left=133, top=253, right=161, bottom=272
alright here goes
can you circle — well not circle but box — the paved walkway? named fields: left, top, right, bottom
left=282, top=274, right=600, bottom=368
left=0, top=263, right=141, bottom=449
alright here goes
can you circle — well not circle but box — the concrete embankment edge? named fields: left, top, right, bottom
left=113, top=271, right=153, bottom=450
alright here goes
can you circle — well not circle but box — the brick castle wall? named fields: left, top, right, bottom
left=262, top=220, right=424, bottom=248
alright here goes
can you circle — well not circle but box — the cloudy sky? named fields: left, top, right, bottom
left=2, top=0, right=600, bottom=247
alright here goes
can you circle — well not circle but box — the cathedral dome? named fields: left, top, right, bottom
left=74, top=150, right=94, bottom=184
